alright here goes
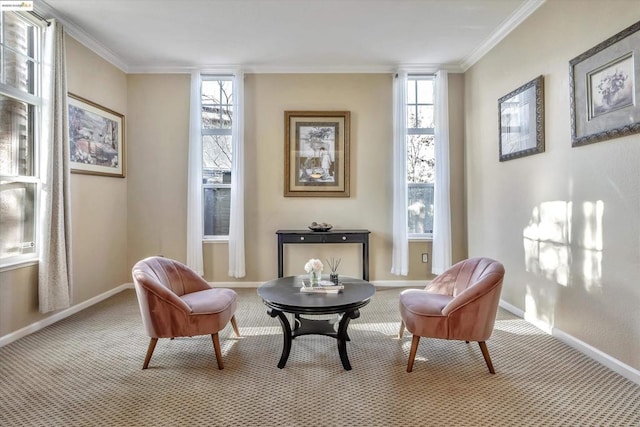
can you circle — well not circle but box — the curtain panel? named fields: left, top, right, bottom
left=431, top=70, right=452, bottom=275
left=39, top=20, right=72, bottom=313
left=391, top=71, right=409, bottom=276
left=228, top=71, right=246, bottom=278
left=186, top=71, right=204, bottom=275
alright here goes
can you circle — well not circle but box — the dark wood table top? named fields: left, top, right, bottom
left=257, top=275, right=375, bottom=315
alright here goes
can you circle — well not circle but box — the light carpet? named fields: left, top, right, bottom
left=1, top=288, right=638, bottom=426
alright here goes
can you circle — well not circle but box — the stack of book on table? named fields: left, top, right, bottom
left=300, top=280, right=344, bottom=293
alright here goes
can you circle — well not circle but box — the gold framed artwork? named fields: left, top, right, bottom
left=68, top=93, right=125, bottom=177
left=284, top=111, right=350, bottom=197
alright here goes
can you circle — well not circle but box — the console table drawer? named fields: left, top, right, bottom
left=291, top=234, right=362, bottom=244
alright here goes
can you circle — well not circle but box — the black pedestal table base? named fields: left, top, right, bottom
left=258, top=276, right=375, bottom=371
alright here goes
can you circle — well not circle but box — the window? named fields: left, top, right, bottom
left=201, top=76, right=233, bottom=238
left=0, top=12, right=43, bottom=267
left=406, top=75, right=435, bottom=238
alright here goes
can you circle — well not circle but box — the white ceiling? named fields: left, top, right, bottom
left=37, top=0, right=544, bottom=73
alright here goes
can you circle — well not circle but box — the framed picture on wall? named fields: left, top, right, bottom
left=284, top=111, right=350, bottom=197
left=498, top=75, right=545, bottom=162
left=570, top=20, right=640, bottom=147
left=68, top=93, right=125, bottom=177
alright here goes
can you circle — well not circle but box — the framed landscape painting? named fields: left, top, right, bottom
left=284, top=111, right=350, bottom=197
left=68, top=93, right=125, bottom=177
left=570, top=20, right=640, bottom=147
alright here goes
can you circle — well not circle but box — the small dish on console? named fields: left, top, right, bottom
left=308, top=221, right=333, bottom=232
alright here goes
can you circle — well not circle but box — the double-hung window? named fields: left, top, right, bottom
left=406, top=74, right=435, bottom=238
left=201, top=75, right=233, bottom=238
left=0, top=12, right=43, bottom=267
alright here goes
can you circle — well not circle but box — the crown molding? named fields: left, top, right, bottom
left=461, top=0, right=546, bottom=72
left=127, top=62, right=465, bottom=75
left=36, top=0, right=130, bottom=73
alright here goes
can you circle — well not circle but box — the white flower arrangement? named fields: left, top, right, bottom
left=304, top=258, right=323, bottom=273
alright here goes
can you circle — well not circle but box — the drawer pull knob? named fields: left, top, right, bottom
left=300, top=237, right=305, bottom=241
left=342, top=236, right=347, bottom=240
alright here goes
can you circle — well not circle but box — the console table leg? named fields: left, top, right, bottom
left=268, top=308, right=292, bottom=369
left=337, top=309, right=360, bottom=371
left=277, top=236, right=284, bottom=278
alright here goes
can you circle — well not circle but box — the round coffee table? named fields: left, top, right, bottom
left=257, top=275, right=375, bottom=370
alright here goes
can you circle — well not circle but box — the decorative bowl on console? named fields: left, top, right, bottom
left=308, top=222, right=333, bottom=232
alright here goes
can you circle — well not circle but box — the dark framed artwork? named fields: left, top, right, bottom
left=284, top=111, right=350, bottom=197
left=570, top=20, right=640, bottom=147
left=498, top=75, right=545, bottom=161
left=68, top=93, right=125, bottom=177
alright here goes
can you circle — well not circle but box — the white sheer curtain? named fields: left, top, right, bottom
left=391, top=71, right=409, bottom=276
left=39, top=20, right=72, bottom=313
left=228, top=71, right=245, bottom=278
left=431, top=70, right=452, bottom=275
left=186, top=71, right=204, bottom=275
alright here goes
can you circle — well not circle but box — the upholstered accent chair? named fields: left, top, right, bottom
left=132, top=256, right=240, bottom=370
left=398, top=257, right=505, bottom=373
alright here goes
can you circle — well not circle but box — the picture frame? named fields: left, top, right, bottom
left=284, top=111, right=350, bottom=197
left=570, top=20, right=640, bottom=147
left=68, top=93, right=125, bottom=177
left=498, top=75, right=545, bottom=162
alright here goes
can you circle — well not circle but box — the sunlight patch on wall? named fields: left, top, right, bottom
left=580, top=200, right=604, bottom=292
left=523, top=200, right=603, bottom=293
left=524, top=284, right=554, bottom=333
left=523, top=201, right=572, bottom=286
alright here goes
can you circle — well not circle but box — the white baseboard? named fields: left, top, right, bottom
left=499, top=299, right=640, bottom=386
left=0, top=283, right=134, bottom=348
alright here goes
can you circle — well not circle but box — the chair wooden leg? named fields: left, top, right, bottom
left=211, top=333, right=224, bottom=370
left=230, top=315, right=240, bottom=337
left=478, top=341, right=495, bottom=374
left=407, top=335, right=420, bottom=372
left=142, top=338, right=158, bottom=369
left=398, top=320, right=405, bottom=339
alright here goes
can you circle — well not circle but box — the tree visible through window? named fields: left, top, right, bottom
left=201, top=76, right=233, bottom=237
left=0, top=12, right=42, bottom=265
left=407, top=75, right=435, bottom=237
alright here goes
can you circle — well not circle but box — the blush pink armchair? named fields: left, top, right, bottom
left=132, top=256, right=240, bottom=370
left=398, top=257, right=505, bottom=373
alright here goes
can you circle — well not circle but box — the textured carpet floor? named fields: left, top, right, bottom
left=1, top=287, right=638, bottom=426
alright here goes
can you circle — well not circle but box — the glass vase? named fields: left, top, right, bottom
left=309, top=270, right=321, bottom=287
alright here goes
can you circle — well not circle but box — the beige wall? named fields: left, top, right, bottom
left=127, top=73, right=466, bottom=283
left=126, top=74, right=190, bottom=267
left=0, top=36, right=128, bottom=335
left=465, top=1, right=640, bottom=370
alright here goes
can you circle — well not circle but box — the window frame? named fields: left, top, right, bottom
left=0, top=12, right=44, bottom=269
left=407, top=74, right=435, bottom=241
left=201, top=74, right=233, bottom=241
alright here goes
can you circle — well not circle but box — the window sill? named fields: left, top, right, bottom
left=409, top=236, right=433, bottom=242
left=0, top=258, right=38, bottom=273
left=203, top=237, right=229, bottom=243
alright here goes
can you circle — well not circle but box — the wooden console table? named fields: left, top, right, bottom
left=276, top=229, right=371, bottom=280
